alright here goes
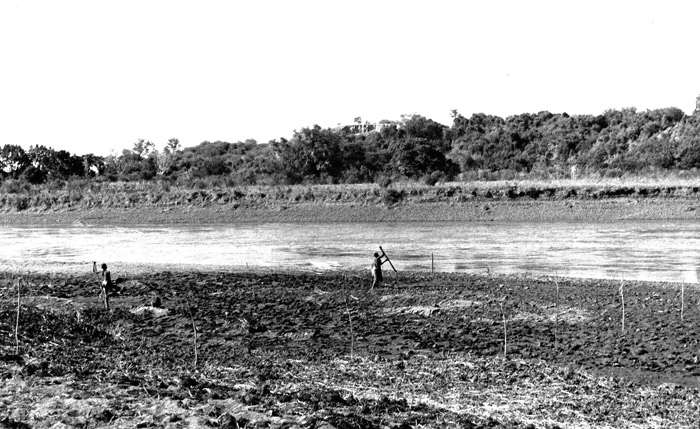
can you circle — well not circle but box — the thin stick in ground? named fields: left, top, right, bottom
left=103, top=285, right=110, bottom=312
left=15, top=276, right=21, bottom=355
left=500, top=301, right=507, bottom=359
left=554, top=273, right=560, bottom=352
left=619, top=277, right=625, bottom=333
left=188, top=304, right=198, bottom=369
left=681, top=280, right=685, bottom=321
left=344, top=295, right=355, bottom=358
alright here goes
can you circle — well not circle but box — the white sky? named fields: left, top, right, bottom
left=1, top=0, right=698, bottom=156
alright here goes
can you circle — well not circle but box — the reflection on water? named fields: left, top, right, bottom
left=1, top=220, right=699, bottom=282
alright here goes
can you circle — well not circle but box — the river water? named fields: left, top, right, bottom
left=1, top=220, right=699, bottom=282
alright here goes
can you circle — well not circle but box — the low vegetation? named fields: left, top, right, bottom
left=3, top=175, right=700, bottom=214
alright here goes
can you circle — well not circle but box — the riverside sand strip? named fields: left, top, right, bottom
left=1, top=197, right=700, bottom=226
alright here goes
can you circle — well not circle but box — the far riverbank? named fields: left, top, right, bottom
left=1, top=198, right=699, bottom=226
left=1, top=180, right=700, bottom=225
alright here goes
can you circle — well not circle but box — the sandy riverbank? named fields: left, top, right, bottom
left=1, top=197, right=700, bottom=226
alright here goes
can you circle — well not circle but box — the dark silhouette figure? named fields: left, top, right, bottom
left=93, top=262, right=123, bottom=310
left=371, top=250, right=389, bottom=289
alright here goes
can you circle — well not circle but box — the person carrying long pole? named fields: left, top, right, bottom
left=371, top=246, right=396, bottom=289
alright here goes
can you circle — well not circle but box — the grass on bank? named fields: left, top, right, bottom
left=3, top=173, right=700, bottom=213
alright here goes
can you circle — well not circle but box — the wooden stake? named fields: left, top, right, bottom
left=344, top=296, right=354, bottom=358
left=431, top=253, right=434, bottom=274
left=500, top=301, right=507, bottom=359
left=188, top=305, right=198, bottom=369
left=15, top=276, right=21, bottom=355
left=619, top=277, right=625, bottom=333
left=681, top=281, right=685, bottom=321
left=103, top=284, right=110, bottom=312
left=554, top=273, right=560, bottom=351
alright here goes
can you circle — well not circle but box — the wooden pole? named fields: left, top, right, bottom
left=554, top=274, right=560, bottom=351
left=620, top=277, right=625, bottom=333
left=103, top=284, right=110, bottom=312
left=681, top=281, right=685, bottom=321
left=500, top=301, right=507, bottom=359
left=431, top=253, right=434, bottom=274
left=188, top=305, right=198, bottom=369
left=15, top=276, right=21, bottom=355
left=344, top=296, right=354, bottom=358
left=379, top=246, right=397, bottom=273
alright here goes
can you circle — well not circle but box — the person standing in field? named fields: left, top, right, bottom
left=93, top=262, right=120, bottom=296
left=371, top=250, right=389, bottom=289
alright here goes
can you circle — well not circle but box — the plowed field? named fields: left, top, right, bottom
left=1, top=271, right=699, bottom=428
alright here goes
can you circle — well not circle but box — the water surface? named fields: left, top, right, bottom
left=1, top=220, right=699, bottom=282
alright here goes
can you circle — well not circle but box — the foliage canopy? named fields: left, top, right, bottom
left=3, top=104, right=700, bottom=186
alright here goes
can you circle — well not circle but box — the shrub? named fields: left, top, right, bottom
left=603, top=168, right=624, bottom=178
left=381, top=188, right=404, bottom=206
left=69, top=192, right=82, bottom=203
left=158, top=180, right=171, bottom=193
left=22, top=166, right=48, bottom=184
left=2, top=179, right=28, bottom=194
left=191, top=179, right=209, bottom=190
left=376, top=175, right=393, bottom=188
left=224, top=176, right=237, bottom=187
left=458, top=171, right=479, bottom=182
left=15, top=196, right=28, bottom=211
left=422, top=171, right=442, bottom=186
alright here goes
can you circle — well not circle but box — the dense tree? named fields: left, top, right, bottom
left=0, top=145, right=30, bottom=178
left=132, top=139, right=155, bottom=159
left=671, top=115, right=700, bottom=170
left=81, top=154, right=104, bottom=177
left=400, top=114, right=447, bottom=143
left=104, top=149, right=142, bottom=179
left=26, top=145, right=84, bottom=182
left=5, top=99, right=700, bottom=186
left=152, top=139, right=181, bottom=176
left=445, top=106, right=700, bottom=178
left=272, top=126, right=344, bottom=183
left=448, top=113, right=507, bottom=172
left=389, top=137, right=456, bottom=178
left=166, top=138, right=181, bottom=153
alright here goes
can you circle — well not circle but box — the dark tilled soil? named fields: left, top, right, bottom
left=1, top=271, right=700, bottom=427
left=2, top=271, right=698, bottom=383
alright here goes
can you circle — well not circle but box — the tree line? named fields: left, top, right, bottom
left=2, top=101, right=700, bottom=186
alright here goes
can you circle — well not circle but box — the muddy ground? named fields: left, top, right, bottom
left=1, top=271, right=699, bottom=428
left=2, top=198, right=700, bottom=226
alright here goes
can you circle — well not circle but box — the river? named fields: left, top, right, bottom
left=1, top=220, right=699, bottom=282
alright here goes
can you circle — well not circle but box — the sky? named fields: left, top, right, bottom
left=1, top=0, right=698, bottom=156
